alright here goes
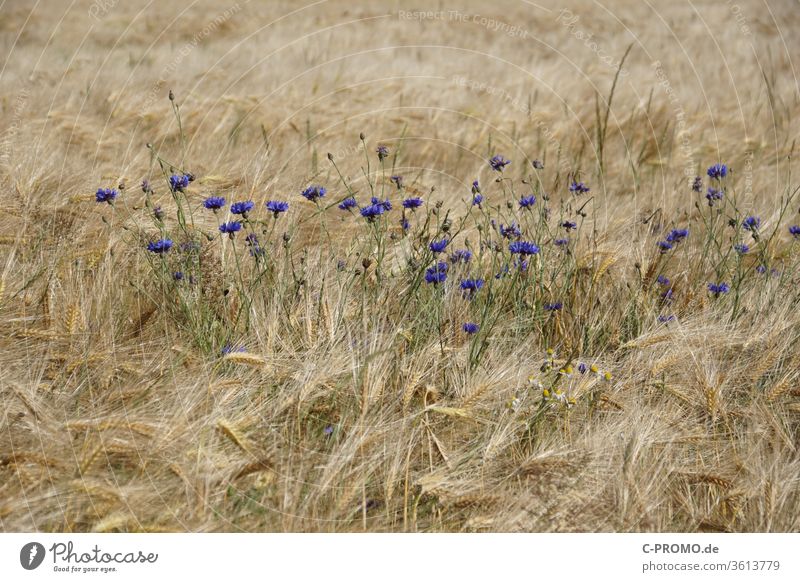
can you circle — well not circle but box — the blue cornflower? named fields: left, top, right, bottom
left=657, top=241, right=674, bottom=253
left=204, top=196, right=226, bottom=211
left=509, top=241, right=540, bottom=255
left=180, top=241, right=200, bottom=253
left=707, top=163, right=727, bottom=180
left=425, top=262, right=448, bottom=284
left=301, top=185, right=327, bottom=201
left=742, top=216, right=760, bottom=232
left=360, top=203, right=386, bottom=221
left=471, top=180, right=481, bottom=194
left=577, top=363, right=587, bottom=374
left=665, top=228, right=689, bottom=243
left=402, top=197, right=424, bottom=210
left=338, top=197, right=358, bottom=211
left=153, top=206, right=165, bottom=221
left=219, top=221, right=242, bottom=235
left=658, top=315, right=676, bottom=323
left=95, top=187, right=118, bottom=204
left=400, top=217, right=410, bottom=231
left=323, top=424, right=335, bottom=437
left=266, top=200, right=289, bottom=217
left=459, top=278, right=484, bottom=298
left=706, top=187, right=724, bottom=205
left=371, top=197, right=392, bottom=211
left=230, top=201, right=254, bottom=216
left=662, top=288, right=674, bottom=302
left=221, top=344, right=246, bottom=355
left=532, top=159, right=544, bottom=170
left=429, top=239, right=449, bottom=253
left=569, top=181, right=590, bottom=194
left=657, top=275, right=670, bottom=286
left=146, top=239, right=173, bottom=254
left=691, top=176, right=703, bottom=192
left=376, top=145, right=389, bottom=161
left=463, top=322, right=479, bottom=334
left=499, top=222, right=521, bottom=239
left=519, top=195, right=536, bottom=208
left=472, top=194, right=484, bottom=207
left=789, top=225, right=800, bottom=238
left=554, top=238, right=569, bottom=247
left=390, top=175, right=404, bottom=189
left=708, top=282, right=730, bottom=296
left=734, top=243, right=749, bottom=254
left=756, top=265, right=767, bottom=274
left=544, top=302, right=563, bottom=311
left=450, top=249, right=473, bottom=263
left=173, top=271, right=184, bottom=281
left=169, top=174, right=190, bottom=192
left=561, top=221, right=577, bottom=231
left=489, top=155, right=511, bottom=172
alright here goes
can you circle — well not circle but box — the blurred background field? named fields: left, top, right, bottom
left=1, top=0, right=799, bottom=532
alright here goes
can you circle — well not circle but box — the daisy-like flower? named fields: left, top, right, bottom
left=95, top=187, right=118, bottom=204
left=489, top=155, right=511, bottom=172
left=146, top=239, right=173, bottom=254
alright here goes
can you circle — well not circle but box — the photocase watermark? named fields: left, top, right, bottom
left=726, top=0, right=752, bottom=37
left=139, top=3, right=242, bottom=118
left=742, top=149, right=754, bottom=196
left=398, top=10, right=530, bottom=39
left=88, top=0, right=118, bottom=21
left=18, top=540, right=159, bottom=574
left=652, top=61, right=696, bottom=183
left=0, top=86, right=30, bottom=169
left=555, top=9, right=629, bottom=77
left=452, top=75, right=570, bottom=174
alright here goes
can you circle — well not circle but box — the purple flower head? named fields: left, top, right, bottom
left=561, top=220, right=577, bottom=231
left=376, top=145, right=389, bottom=161
left=658, top=315, right=676, bottom=323
left=153, top=206, right=165, bottom=220
left=577, top=363, right=587, bottom=374
left=301, top=185, right=327, bottom=201
left=338, top=197, right=358, bottom=211
left=657, top=241, right=674, bottom=253
left=266, top=200, right=289, bottom=217
left=569, top=181, right=590, bottom=194
left=657, top=275, right=670, bottom=286
left=450, top=249, right=473, bottom=263
left=204, top=196, right=226, bottom=211
left=707, top=163, right=727, bottom=180
left=489, top=155, right=511, bottom=172
left=789, top=225, right=800, bottom=238
left=146, top=238, right=173, bottom=254
left=499, top=222, right=521, bottom=239
left=708, top=282, right=730, bottom=296
left=95, top=187, right=118, bottom=204
left=662, top=288, right=674, bottom=302
left=471, top=180, right=481, bottom=194
left=360, top=203, right=386, bottom=221
left=400, top=217, right=410, bottom=231
left=429, top=239, right=449, bottom=253
left=230, top=201, right=254, bottom=216
left=173, top=271, right=184, bottom=281
left=459, top=278, right=484, bottom=299
left=169, top=174, right=190, bottom=192
left=519, top=195, right=536, bottom=208
left=402, top=197, right=424, bottom=210
left=734, top=243, right=749, bottom=254
left=544, top=302, right=563, bottom=311
left=756, top=265, right=767, bottom=274
left=554, top=238, right=569, bottom=247
left=425, top=262, right=448, bottom=284
left=509, top=241, right=540, bottom=256
left=691, top=176, right=703, bottom=192
left=219, top=221, right=242, bottom=235
left=221, top=344, right=246, bottom=356
left=706, top=187, right=724, bottom=206
left=472, top=194, right=484, bottom=207
left=371, top=197, right=392, bottom=211
left=463, top=322, right=479, bottom=334
left=665, top=228, right=689, bottom=243
left=742, top=216, right=760, bottom=232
